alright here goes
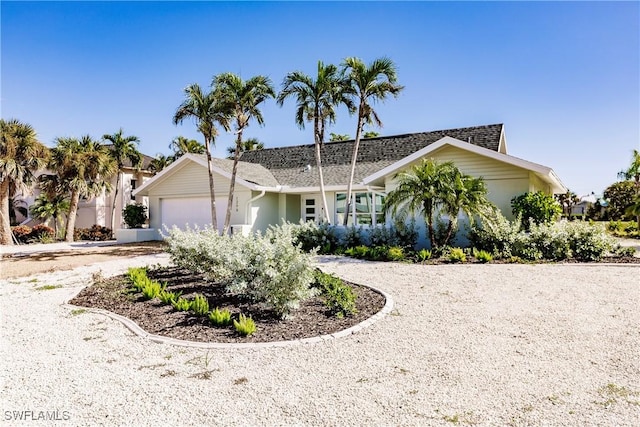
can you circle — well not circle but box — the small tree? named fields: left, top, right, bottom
left=122, top=203, right=148, bottom=228
left=29, top=193, right=70, bottom=239
left=329, top=133, right=350, bottom=141
left=511, top=191, right=561, bottom=230
left=603, top=181, right=636, bottom=221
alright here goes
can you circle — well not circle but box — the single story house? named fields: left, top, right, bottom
left=134, top=124, right=566, bottom=244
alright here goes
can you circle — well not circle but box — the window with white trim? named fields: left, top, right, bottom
left=335, top=192, right=385, bottom=226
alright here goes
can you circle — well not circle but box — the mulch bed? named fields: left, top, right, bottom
left=69, top=267, right=386, bottom=344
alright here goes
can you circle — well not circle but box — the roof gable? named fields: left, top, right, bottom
left=362, top=136, right=566, bottom=193
left=134, top=154, right=279, bottom=196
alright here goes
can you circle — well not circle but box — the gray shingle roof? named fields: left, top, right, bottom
left=239, top=124, right=503, bottom=188
left=208, top=157, right=279, bottom=187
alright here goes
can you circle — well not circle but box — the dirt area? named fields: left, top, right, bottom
left=0, top=241, right=166, bottom=279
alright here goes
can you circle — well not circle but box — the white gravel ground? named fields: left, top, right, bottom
left=1, top=255, right=639, bottom=426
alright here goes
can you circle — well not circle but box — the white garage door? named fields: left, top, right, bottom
left=160, top=197, right=227, bottom=233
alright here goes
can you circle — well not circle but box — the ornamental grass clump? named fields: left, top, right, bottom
left=126, top=267, right=148, bottom=292
left=416, top=248, right=432, bottom=262
left=474, top=249, right=493, bottom=263
left=209, top=308, right=232, bottom=327
left=141, top=279, right=165, bottom=300
left=171, top=297, right=191, bottom=312
left=190, top=294, right=210, bottom=316
left=158, top=290, right=182, bottom=304
left=233, top=314, right=256, bottom=336
left=448, top=247, right=466, bottom=263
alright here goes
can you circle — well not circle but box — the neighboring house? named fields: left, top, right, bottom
left=17, top=150, right=155, bottom=231
left=134, top=124, right=566, bottom=245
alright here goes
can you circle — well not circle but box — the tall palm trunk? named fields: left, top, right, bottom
left=204, top=137, right=218, bottom=233
left=314, top=115, right=331, bottom=224
left=343, top=112, right=364, bottom=226
left=223, top=131, right=242, bottom=235
left=0, top=180, right=13, bottom=245
left=65, top=190, right=80, bottom=242
left=110, top=171, right=121, bottom=235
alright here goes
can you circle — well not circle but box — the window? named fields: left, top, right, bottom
left=335, top=192, right=385, bottom=226
left=130, top=179, right=137, bottom=201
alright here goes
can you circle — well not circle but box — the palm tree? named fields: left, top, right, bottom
left=384, top=159, right=493, bottom=250
left=618, top=149, right=640, bottom=227
left=329, top=133, right=350, bottom=142
left=226, top=137, right=264, bottom=157
left=49, top=136, right=117, bottom=242
left=363, top=131, right=380, bottom=138
left=278, top=61, right=354, bottom=224
left=149, top=154, right=173, bottom=173
left=0, top=118, right=50, bottom=245
left=29, top=193, right=70, bottom=239
left=341, top=57, right=404, bottom=225
left=170, top=136, right=206, bottom=158
left=555, top=190, right=580, bottom=220
left=212, top=72, right=275, bottom=235
left=103, top=128, right=142, bottom=235
left=174, top=84, right=229, bottom=232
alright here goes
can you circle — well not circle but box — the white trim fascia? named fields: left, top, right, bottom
left=362, top=136, right=564, bottom=192
left=498, top=125, right=508, bottom=154
left=134, top=153, right=267, bottom=196
left=279, top=184, right=381, bottom=194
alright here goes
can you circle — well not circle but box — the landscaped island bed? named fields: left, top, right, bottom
left=1, top=255, right=638, bottom=426
left=69, top=266, right=385, bottom=343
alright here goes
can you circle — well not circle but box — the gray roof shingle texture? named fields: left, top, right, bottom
left=239, top=124, right=503, bottom=188
left=207, top=157, right=279, bottom=187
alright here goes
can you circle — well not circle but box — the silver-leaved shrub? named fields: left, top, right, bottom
left=163, top=224, right=316, bottom=318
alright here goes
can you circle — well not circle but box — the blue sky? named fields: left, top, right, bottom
left=2, top=1, right=638, bottom=196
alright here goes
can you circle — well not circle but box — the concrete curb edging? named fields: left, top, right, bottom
left=63, top=282, right=394, bottom=349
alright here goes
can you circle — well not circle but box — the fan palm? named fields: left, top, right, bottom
left=49, top=135, right=117, bottom=241
left=0, top=118, right=50, bottom=245
left=29, top=193, right=70, bottom=239
left=212, top=72, right=275, bottom=234
left=103, top=128, right=142, bottom=234
left=278, top=62, right=354, bottom=223
left=341, top=57, right=404, bottom=225
left=174, top=84, right=229, bottom=232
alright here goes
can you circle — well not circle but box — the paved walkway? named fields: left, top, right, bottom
left=0, top=240, right=122, bottom=257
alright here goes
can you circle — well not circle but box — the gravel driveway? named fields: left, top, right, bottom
left=1, top=255, right=638, bottom=426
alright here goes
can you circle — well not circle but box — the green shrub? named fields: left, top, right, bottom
left=122, top=203, right=148, bottom=228
left=141, top=279, right=165, bottom=300
left=190, top=294, right=210, bottom=316
left=171, top=297, right=191, bottom=312
left=611, top=245, right=636, bottom=257
left=290, top=220, right=340, bottom=253
left=474, top=249, right=493, bottom=263
left=564, top=221, right=615, bottom=261
left=368, top=245, right=388, bottom=261
left=209, top=307, right=233, bottom=327
left=448, top=247, right=466, bottom=263
left=387, top=246, right=405, bottom=261
left=234, top=314, right=256, bottom=336
left=158, top=290, right=182, bottom=304
left=314, top=271, right=357, bottom=318
left=345, top=245, right=370, bottom=259
left=31, top=224, right=55, bottom=242
left=511, top=191, right=561, bottom=230
left=469, top=212, right=522, bottom=259
left=416, top=248, right=432, bottom=262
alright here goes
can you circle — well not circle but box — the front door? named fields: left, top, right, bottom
left=302, top=196, right=319, bottom=223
